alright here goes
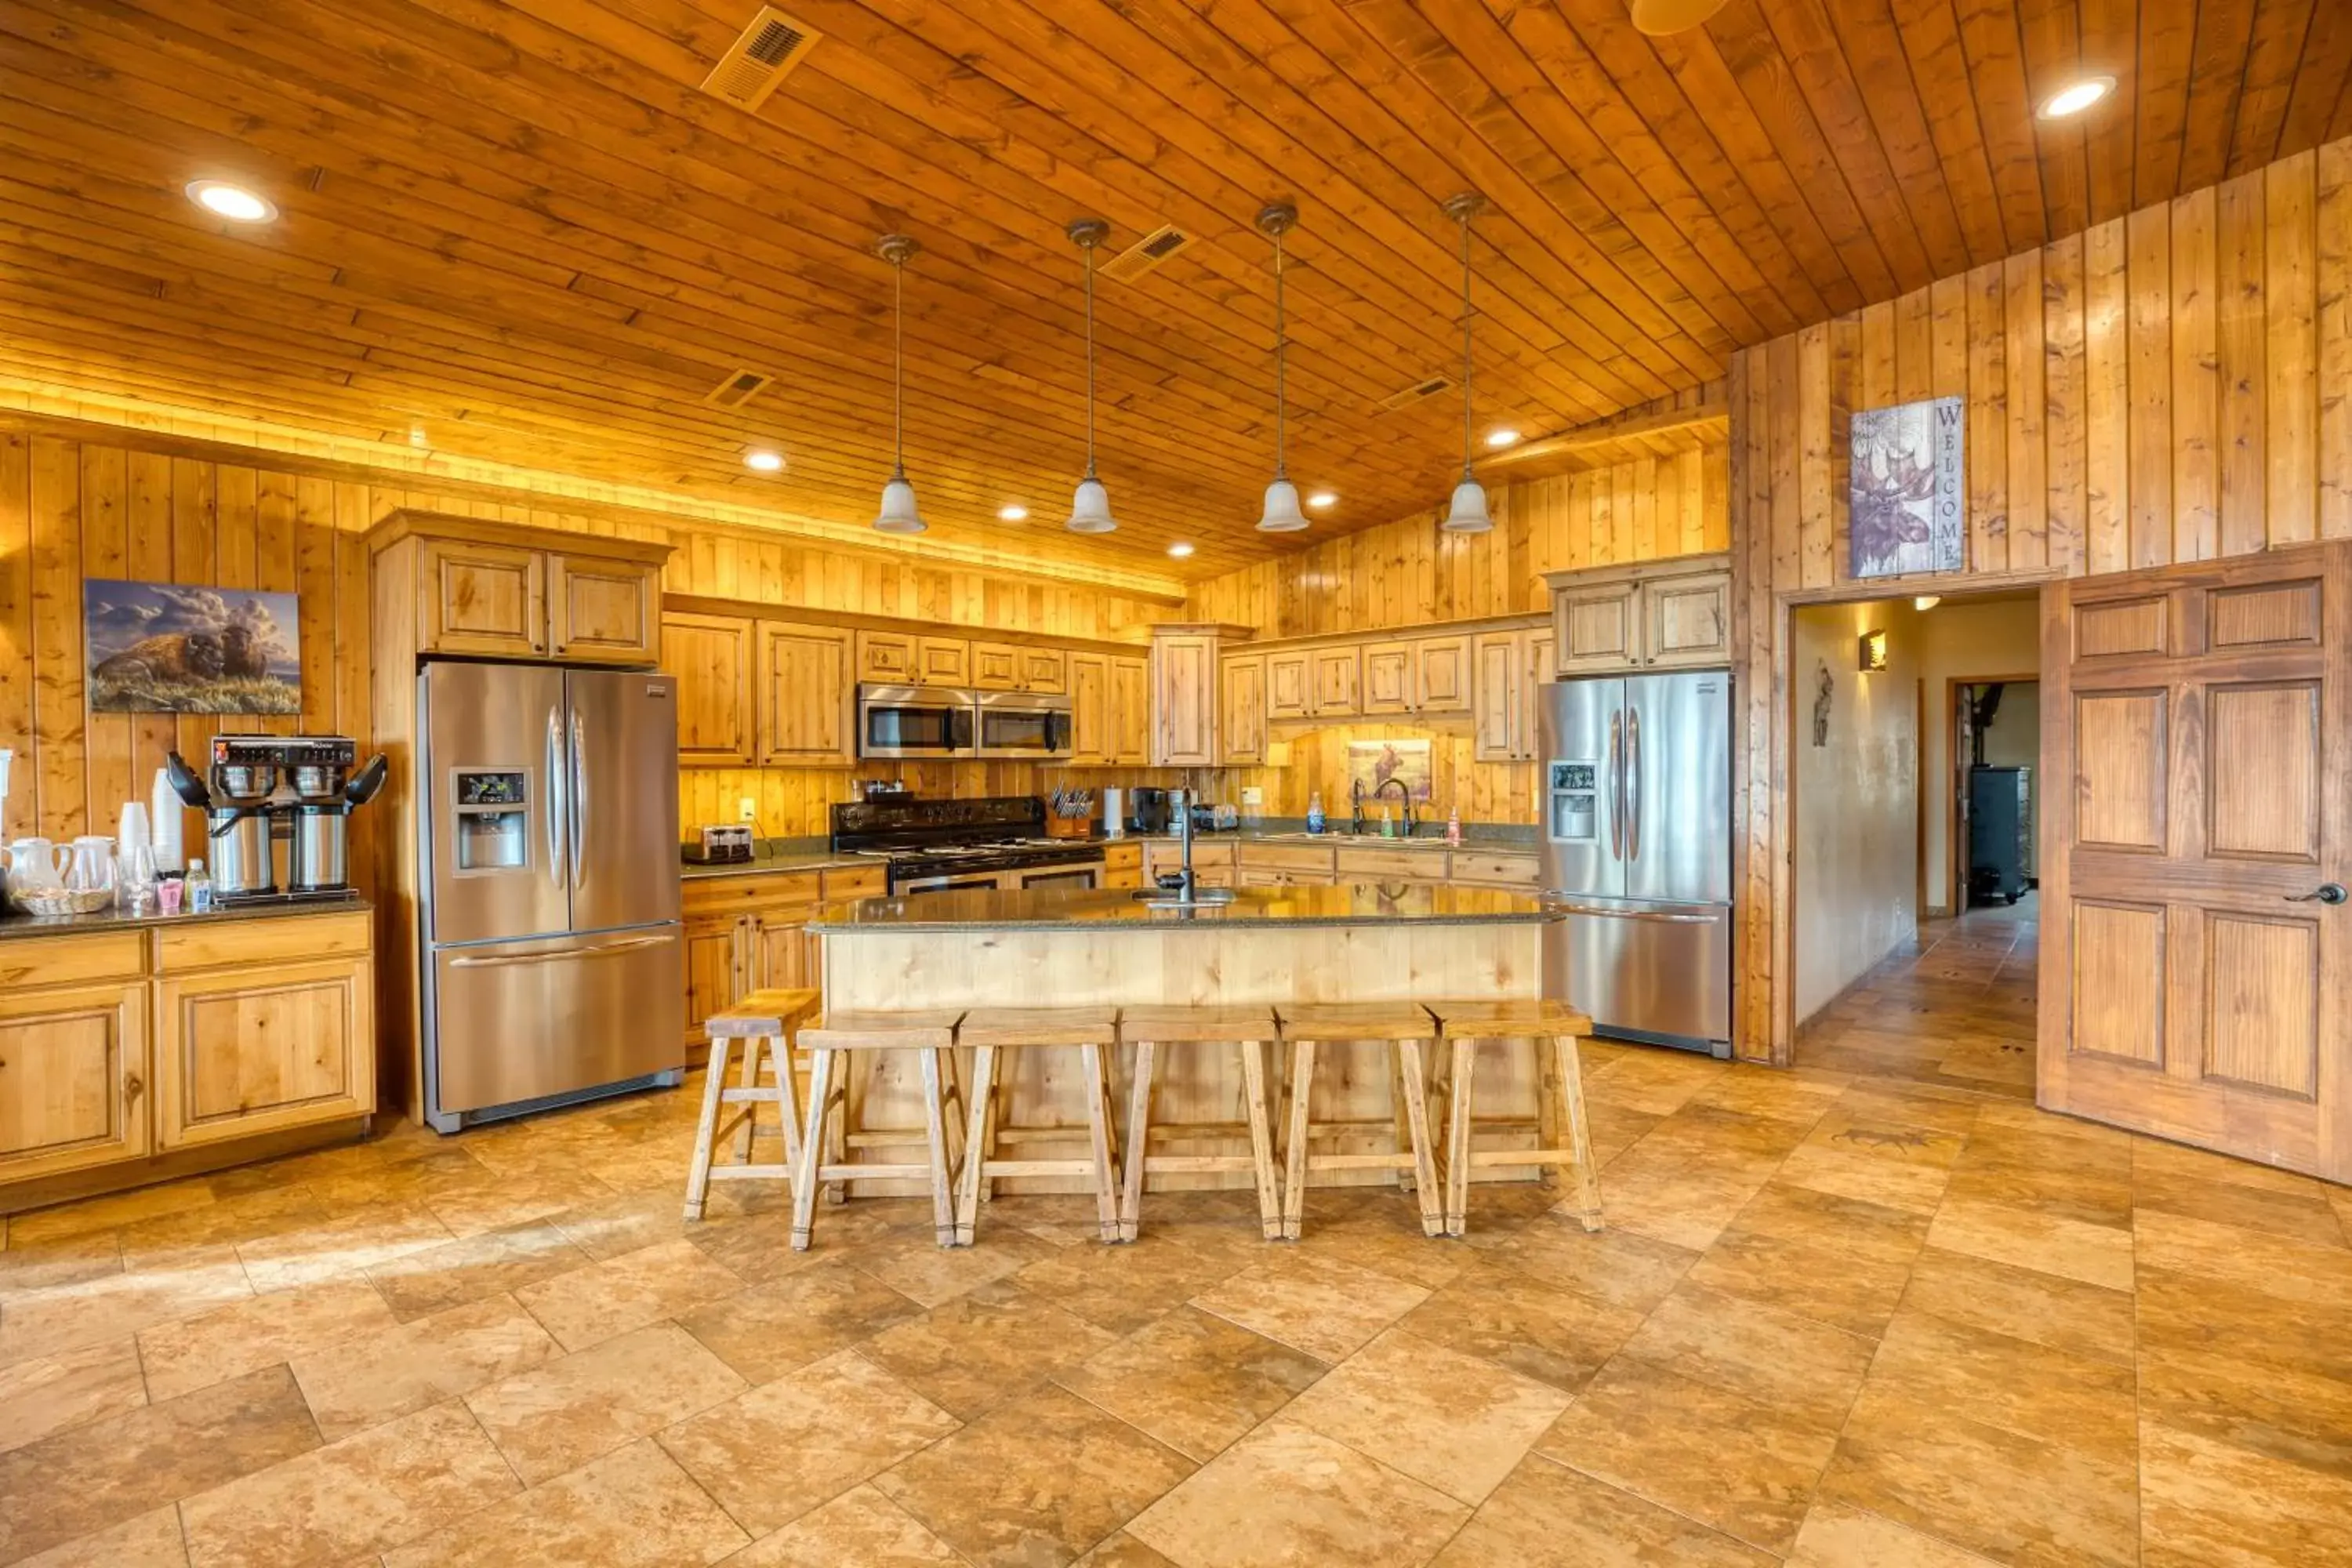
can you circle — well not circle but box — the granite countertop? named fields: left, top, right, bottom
left=808, top=883, right=1561, bottom=933
left=679, top=844, right=871, bottom=880
left=1129, top=823, right=1540, bottom=851
left=0, top=893, right=370, bottom=941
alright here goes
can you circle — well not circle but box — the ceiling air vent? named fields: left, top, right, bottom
left=1377, top=375, right=1453, bottom=412
left=704, top=368, right=773, bottom=408
left=1101, top=224, right=1196, bottom=284
left=699, top=7, right=820, bottom=112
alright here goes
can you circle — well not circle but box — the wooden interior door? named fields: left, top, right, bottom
left=2041, top=545, right=2352, bottom=1182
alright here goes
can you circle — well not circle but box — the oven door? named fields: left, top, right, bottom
left=898, top=869, right=1013, bottom=895
left=858, top=685, right=978, bottom=760
left=974, top=691, right=1075, bottom=761
left=1013, top=862, right=1101, bottom=891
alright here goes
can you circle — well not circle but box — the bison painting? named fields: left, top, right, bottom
left=84, top=580, right=300, bottom=714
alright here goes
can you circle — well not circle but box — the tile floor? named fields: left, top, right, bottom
left=5, top=921, right=2350, bottom=1566
left=1796, top=898, right=2039, bottom=1099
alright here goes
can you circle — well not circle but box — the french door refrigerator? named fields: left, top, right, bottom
left=1539, top=670, right=1733, bottom=1057
left=418, top=661, right=684, bottom=1131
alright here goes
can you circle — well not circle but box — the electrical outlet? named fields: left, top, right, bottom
left=1240, top=787, right=1263, bottom=807
left=737, top=797, right=758, bottom=823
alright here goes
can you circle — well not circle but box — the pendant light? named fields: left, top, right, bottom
left=1440, top=193, right=1494, bottom=535
left=1065, top=218, right=1116, bottom=534
left=1255, top=201, right=1309, bottom=534
left=872, top=234, right=926, bottom=535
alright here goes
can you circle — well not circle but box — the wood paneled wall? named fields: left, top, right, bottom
left=0, top=419, right=1183, bottom=860
left=1730, top=137, right=2352, bottom=1065
left=1190, top=439, right=1730, bottom=820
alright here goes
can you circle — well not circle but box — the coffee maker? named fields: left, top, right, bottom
left=165, top=735, right=387, bottom=902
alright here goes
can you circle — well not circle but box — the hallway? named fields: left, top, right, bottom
left=1795, top=899, right=2039, bottom=1101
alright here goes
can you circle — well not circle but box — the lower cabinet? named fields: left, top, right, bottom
left=679, top=866, right=884, bottom=1051
left=0, top=911, right=376, bottom=1210
left=0, top=977, right=150, bottom=1185
left=154, top=955, right=374, bottom=1149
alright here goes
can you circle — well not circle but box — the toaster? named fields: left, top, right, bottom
left=684, top=824, right=756, bottom=865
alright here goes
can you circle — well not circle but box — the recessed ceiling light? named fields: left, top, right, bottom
left=1486, top=428, right=1521, bottom=448
left=998, top=503, right=1029, bottom=522
left=1167, top=541, right=1196, bottom=558
left=1306, top=491, right=1337, bottom=509
left=185, top=180, right=276, bottom=223
left=743, top=449, right=784, bottom=473
left=2036, top=76, right=2114, bottom=120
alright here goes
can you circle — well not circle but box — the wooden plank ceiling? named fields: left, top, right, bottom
left=2, top=0, right=2345, bottom=577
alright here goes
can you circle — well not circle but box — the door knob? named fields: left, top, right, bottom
left=2286, top=883, right=2348, bottom=906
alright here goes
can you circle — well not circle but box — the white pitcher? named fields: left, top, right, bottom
left=4, top=836, right=65, bottom=890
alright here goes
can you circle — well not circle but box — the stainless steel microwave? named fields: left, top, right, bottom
left=975, top=689, right=1074, bottom=761
left=857, top=684, right=978, bottom=760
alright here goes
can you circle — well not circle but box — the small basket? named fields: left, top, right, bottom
left=13, top=886, right=114, bottom=917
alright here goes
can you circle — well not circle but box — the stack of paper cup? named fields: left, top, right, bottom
left=149, top=766, right=184, bottom=875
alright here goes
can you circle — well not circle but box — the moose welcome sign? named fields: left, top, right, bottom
left=1849, top=396, right=1965, bottom=580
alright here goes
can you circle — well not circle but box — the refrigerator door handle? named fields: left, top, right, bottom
left=543, top=704, right=567, bottom=891
left=1607, top=711, right=1624, bottom=860
left=1625, top=704, right=1642, bottom=863
left=1545, top=900, right=1717, bottom=925
left=568, top=706, right=588, bottom=895
left=447, top=932, right=674, bottom=969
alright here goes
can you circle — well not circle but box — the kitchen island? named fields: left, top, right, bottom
left=807, top=884, right=1563, bottom=1194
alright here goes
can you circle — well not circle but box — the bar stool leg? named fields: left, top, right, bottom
left=684, top=1036, right=734, bottom=1221
left=1236, top=1036, right=1283, bottom=1241
left=1396, top=1038, right=1445, bottom=1237
left=1280, top=1038, right=1316, bottom=1241
left=1388, top=1044, right=1418, bottom=1195
left=1117, top=1039, right=1157, bottom=1243
left=769, top=1027, right=806, bottom=1182
left=731, top=1032, right=763, bottom=1162
left=790, top=1046, right=838, bottom=1251
left=953, top=1044, right=1001, bottom=1247
left=1552, top=1034, right=1604, bottom=1232
left=1078, top=1041, right=1121, bottom=1243
left=918, top=1047, right=957, bottom=1247
left=1444, top=1038, right=1479, bottom=1238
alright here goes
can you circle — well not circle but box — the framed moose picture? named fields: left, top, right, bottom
left=1849, top=396, right=1965, bottom=579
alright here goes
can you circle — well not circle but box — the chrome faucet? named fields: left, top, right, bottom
left=1171, top=786, right=1196, bottom=902
left=1373, top=775, right=1416, bottom=837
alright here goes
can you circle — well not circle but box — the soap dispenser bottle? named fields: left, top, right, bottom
left=1305, top=790, right=1326, bottom=834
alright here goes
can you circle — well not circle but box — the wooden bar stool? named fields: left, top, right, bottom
left=791, top=1009, right=967, bottom=1251
left=1425, top=998, right=1602, bottom=1237
left=1117, top=1005, right=1284, bottom=1243
left=953, top=1006, right=1123, bottom=1246
left=1273, top=1002, right=1445, bottom=1240
left=684, top=988, right=821, bottom=1221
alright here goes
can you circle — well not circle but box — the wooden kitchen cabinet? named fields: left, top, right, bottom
left=153, top=953, right=374, bottom=1150
left=0, top=975, right=150, bottom=1185
left=1310, top=646, right=1360, bottom=717
left=1360, top=639, right=1415, bottom=716
left=1414, top=635, right=1472, bottom=713
left=972, top=642, right=1068, bottom=694
left=1102, top=843, right=1145, bottom=890
left=1110, top=656, right=1151, bottom=766
left=1220, top=654, right=1267, bottom=765
left=668, top=612, right=758, bottom=767
left=1018, top=647, right=1068, bottom=693
left=915, top=637, right=970, bottom=686
left=1068, top=652, right=1110, bottom=765
left=419, top=539, right=547, bottom=659
left=757, top=622, right=854, bottom=766
left=1151, top=630, right=1220, bottom=766
left=677, top=866, right=881, bottom=1054
left=548, top=554, right=661, bottom=665
left=1265, top=651, right=1312, bottom=720
left=373, top=512, right=670, bottom=668
left=1473, top=629, right=1529, bottom=761
left=856, top=630, right=916, bottom=684
left=1545, top=554, right=1731, bottom=674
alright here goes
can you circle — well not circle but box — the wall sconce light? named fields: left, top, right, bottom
left=1858, top=629, right=1889, bottom=672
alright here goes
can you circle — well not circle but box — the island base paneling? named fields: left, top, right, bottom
left=817, top=923, right=1548, bottom=1196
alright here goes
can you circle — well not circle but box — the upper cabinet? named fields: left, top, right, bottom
left=1547, top=554, right=1731, bottom=675
left=1265, top=650, right=1312, bottom=720
left=1471, top=626, right=1555, bottom=762
left=1309, top=646, right=1359, bottom=717
left=1109, top=655, right=1150, bottom=766
left=971, top=641, right=1067, bottom=694
left=668, top=612, right=757, bottom=766
left=1360, top=634, right=1472, bottom=717
left=856, top=631, right=970, bottom=688
left=756, top=622, right=854, bottom=766
left=1150, top=627, right=1221, bottom=767
left=373, top=512, right=670, bottom=668
left=1071, top=652, right=1148, bottom=767
left=1220, top=654, right=1267, bottom=765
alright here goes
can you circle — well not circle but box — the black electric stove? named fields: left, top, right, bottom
left=830, top=797, right=1105, bottom=892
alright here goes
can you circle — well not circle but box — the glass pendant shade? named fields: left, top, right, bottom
left=1066, top=475, right=1116, bottom=534
left=1441, top=474, right=1493, bottom=534
left=1258, top=476, right=1309, bottom=532
left=873, top=234, right=926, bottom=534
left=874, top=470, right=924, bottom=534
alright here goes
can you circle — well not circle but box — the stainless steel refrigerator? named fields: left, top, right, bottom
left=417, top=661, right=684, bottom=1131
left=1539, top=670, right=1733, bottom=1057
